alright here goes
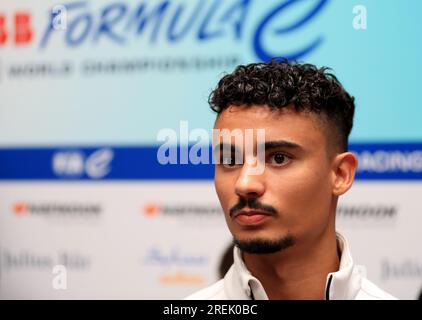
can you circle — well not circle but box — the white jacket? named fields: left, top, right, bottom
left=185, top=232, right=396, bottom=300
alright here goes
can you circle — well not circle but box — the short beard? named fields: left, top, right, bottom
left=233, top=235, right=296, bottom=254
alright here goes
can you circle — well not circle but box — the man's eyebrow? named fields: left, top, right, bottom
left=214, top=141, right=303, bottom=153
left=213, top=143, right=239, bottom=154
left=259, top=140, right=304, bottom=151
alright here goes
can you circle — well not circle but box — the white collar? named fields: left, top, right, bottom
left=224, top=232, right=361, bottom=300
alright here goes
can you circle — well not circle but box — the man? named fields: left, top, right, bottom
left=186, top=60, right=396, bottom=300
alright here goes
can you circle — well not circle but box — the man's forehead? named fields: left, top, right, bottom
left=213, top=105, right=324, bottom=144
left=214, top=104, right=284, bottom=124
left=213, top=104, right=322, bottom=128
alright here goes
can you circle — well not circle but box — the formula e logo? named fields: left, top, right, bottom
left=38, top=0, right=328, bottom=61
left=52, top=148, right=114, bottom=179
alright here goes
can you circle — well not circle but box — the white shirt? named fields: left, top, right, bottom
left=185, top=232, right=397, bottom=300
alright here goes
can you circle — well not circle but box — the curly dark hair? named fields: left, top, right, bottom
left=209, top=60, right=355, bottom=152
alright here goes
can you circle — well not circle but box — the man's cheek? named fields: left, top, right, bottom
left=215, top=187, right=226, bottom=207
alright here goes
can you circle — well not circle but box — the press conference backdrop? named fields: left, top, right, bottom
left=0, top=0, right=421, bottom=300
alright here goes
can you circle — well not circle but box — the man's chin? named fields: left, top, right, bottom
left=233, top=235, right=296, bottom=254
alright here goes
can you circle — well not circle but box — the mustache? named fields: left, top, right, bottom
left=229, top=197, right=278, bottom=217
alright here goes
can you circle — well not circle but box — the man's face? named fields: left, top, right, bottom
left=214, top=104, right=337, bottom=253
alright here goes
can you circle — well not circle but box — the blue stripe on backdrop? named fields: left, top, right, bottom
left=0, top=143, right=421, bottom=180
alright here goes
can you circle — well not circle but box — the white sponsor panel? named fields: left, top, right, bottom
left=0, top=181, right=421, bottom=299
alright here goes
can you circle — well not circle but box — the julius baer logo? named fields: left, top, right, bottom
left=2, top=0, right=329, bottom=61
left=0, top=248, right=90, bottom=290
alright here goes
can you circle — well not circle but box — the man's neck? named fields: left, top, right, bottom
left=242, top=231, right=340, bottom=300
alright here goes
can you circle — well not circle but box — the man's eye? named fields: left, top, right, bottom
left=269, top=153, right=291, bottom=166
left=222, top=157, right=235, bottom=166
left=221, top=155, right=241, bottom=167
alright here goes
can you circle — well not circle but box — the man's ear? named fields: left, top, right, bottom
left=331, top=152, right=358, bottom=196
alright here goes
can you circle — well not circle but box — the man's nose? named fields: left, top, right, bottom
left=234, top=163, right=265, bottom=199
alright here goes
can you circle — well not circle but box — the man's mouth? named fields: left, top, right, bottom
left=233, top=209, right=274, bottom=226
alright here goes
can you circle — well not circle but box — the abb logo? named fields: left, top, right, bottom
left=0, top=11, right=33, bottom=45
